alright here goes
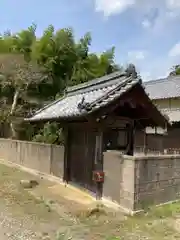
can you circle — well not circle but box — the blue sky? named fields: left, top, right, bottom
left=1, top=0, right=180, bottom=81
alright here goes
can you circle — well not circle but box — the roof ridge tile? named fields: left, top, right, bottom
left=66, top=71, right=126, bottom=95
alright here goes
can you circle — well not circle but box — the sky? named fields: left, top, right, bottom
left=1, top=0, right=180, bottom=81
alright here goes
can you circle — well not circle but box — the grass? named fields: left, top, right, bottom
left=0, top=162, right=180, bottom=239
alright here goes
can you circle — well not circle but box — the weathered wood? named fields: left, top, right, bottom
left=88, top=84, right=167, bottom=128
left=62, top=83, right=168, bottom=194
left=94, top=130, right=103, bottom=199
left=143, top=131, right=147, bottom=155
left=63, top=127, right=69, bottom=182
left=68, top=128, right=96, bottom=192
left=127, top=121, right=134, bottom=156
left=67, top=116, right=132, bottom=130
left=103, top=120, right=135, bottom=155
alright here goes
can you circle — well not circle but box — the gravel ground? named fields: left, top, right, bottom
left=0, top=162, right=180, bottom=240
left=0, top=164, right=75, bottom=240
left=0, top=204, right=56, bottom=239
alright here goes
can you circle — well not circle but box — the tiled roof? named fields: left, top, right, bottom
left=160, top=108, right=180, bottom=123
left=26, top=72, right=140, bottom=121
left=144, top=76, right=180, bottom=99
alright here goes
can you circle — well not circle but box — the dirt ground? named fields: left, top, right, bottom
left=0, top=162, right=180, bottom=239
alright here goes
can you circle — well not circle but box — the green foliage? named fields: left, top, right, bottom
left=13, top=23, right=37, bottom=61
left=0, top=23, right=124, bottom=141
left=33, top=122, right=64, bottom=145
left=169, top=65, right=180, bottom=76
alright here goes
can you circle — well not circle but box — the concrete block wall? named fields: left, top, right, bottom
left=1, top=139, right=180, bottom=213
left=103, top=151, right=135, bottom=211
left=134, top=155, right=180, bottom=210
left=0, top=139, right=64, bottom=178
left=103, top=151, right=180, bottom=213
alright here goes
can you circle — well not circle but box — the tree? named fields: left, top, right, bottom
left=169, top=65, right=180, bottom=76
left=70, top=46, right=121, bottom=86
left=12, top=23, right=37, bottom=62
left=33, top=122, right=64, bottom=144
left=0, top=24, right=123, bottom=142
left=32, top=26, right=77, bottom=98
left=0, top=54, right=44, bottom=138
left=32, top=27, right=121, bottom=95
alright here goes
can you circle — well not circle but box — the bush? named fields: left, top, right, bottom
left=33, top=122, right=64, bottom=145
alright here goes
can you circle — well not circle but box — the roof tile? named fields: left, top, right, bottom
left=144, top=76, right=180, bottom=99
left=26, top=73, right=139, bottom=121
left=160, top=108, right=180, bottom=123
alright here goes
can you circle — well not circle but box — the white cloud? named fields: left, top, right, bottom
left=137, top=50, right=180, bottom=81
left=169, top=42, right=180, bottom=57
left=142, top=19, right=151, bottom=28
left=166, top=0, right=180, bottom=9
left=94, top=0, right=135, bottom=16
left=94, top=0, right=180, bottom=29
left=128, top=50, right=146, bottom=61
left=93, top=0, right=180, bottom=80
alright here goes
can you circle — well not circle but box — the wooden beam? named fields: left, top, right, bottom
left=143, top=131, right=147, bottom=155
left=127, top=120, right=134, bottom=156
left=94, top=130, right=103, bottom=200
left=63, top=127, right=69, bottom=183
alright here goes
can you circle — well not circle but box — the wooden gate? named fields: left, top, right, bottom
left=68, top=128, right=96, bottom=192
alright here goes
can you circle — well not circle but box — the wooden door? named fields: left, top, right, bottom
left=68, top=128, right=96, bottom=192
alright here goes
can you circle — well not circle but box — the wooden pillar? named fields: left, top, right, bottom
left=143, top=131, right=147, bottom=155
left=158, top=134, right=164, bottom=154
left=63, top=127, right=69, bottom=183
left=127, top=121, right=134, bottom=156
left=94, top=130, right=103, bottom=200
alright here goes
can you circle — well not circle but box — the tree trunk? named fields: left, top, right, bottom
left=10, top=122, right=17, bottom=139
left=10, top=90, right=19, bottom=115
left=10, top=90, right=19, bottom=139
